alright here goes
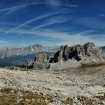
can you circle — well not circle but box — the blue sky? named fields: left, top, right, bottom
left=0, top=0, right=105, bottom=47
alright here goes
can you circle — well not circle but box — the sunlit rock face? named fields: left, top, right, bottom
left=50, top=42, right=103, bottom=63
left=25, top=42, right=104, bottom=70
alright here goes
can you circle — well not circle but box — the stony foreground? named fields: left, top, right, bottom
left=0, top=64, right=105, bottom=105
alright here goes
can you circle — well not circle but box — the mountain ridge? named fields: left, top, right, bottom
left=0, top=44, right=58, bottom=59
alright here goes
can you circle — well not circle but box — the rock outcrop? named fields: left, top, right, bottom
left=25, top=42, right=104, bottom=70
left=49, top=42, right=104, bottom=70
left=25, top=54, right=50, bottom=70
left=50, top=42, right=103, bottom=63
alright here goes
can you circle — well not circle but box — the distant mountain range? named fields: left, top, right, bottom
left=0, top=44, right=58, bottom=58
left=0, top=44, right=59, bottom=66
left=0, top=44, right=105, bottom=67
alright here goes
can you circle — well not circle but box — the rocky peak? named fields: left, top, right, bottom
left=25, top=42, right=105, bottom=70
left=50, top=42, right=103, bottom=63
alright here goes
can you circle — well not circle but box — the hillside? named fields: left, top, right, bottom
left=0, top=64, right=105, bottom=105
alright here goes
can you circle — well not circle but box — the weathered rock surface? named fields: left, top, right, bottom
left=50, top=42, right=103, bottom=63
left=25, top=42, right=104, bottom=70
left=26, top=54, right=50, bottom=69
left=49, top=42, right=104, bottom=70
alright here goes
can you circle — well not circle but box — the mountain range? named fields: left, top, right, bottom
left=0, top=44, right=58, bottom=58
left=0, top=44, right=58, bottom=66
left=0, top=44, right=105, bottom=67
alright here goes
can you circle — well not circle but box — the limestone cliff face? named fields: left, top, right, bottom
left=26, top=54, right=50, bottom=70
left=26, top=42, right=104, bottom=70
left=50, top=42, right=103, bottom=63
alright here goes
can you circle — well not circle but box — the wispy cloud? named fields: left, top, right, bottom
left=0, top=2, right=46, bottom=13
left=46, top=0, right=79, bottom=8
left=15, top=15, right=71, bottom=35
left=1, top=27, right=104, bottom=46
left=6, top=8, right=72, bottom=33
left=30, top=15, right=71, bottom=31
left=65, top=0, right=79, bottom=8
left=46, top=0, right=62, bottom=8
left=1, top=0, right=28, bottom=16
left=0, top=28, right=85, bottom=40
left=0, top=0, right=77, bottom=14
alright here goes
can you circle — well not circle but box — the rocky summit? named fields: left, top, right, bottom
left=50, top=42, right=103, bottom=63
left=25, top=42, right=104, bottom=70
left=49, top=42, right=104, bottom=70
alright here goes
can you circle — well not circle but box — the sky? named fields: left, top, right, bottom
left=0, top=0, right=105, bottom=47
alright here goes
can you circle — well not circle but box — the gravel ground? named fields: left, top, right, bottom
left=0, top=65, right=105, bottom=105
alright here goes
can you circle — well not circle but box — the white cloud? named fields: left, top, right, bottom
left=46, top=0, right=62, bottom=8
left=0, top=2, right=46, bottom=13
left=1, top=27, right=105, bottom=47
left=30, top=15, right=71, bottom=31
left=6, top=8, right=71, bottom=34
left=0, top=0, right=75, bottom=15
left=34, top=29, right=94, bottom=46
left=46, top=0, right=79, bottom=8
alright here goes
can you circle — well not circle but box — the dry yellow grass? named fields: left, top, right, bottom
left=0, top=88, right=74, bottom=105
left=0, top=88, right=54, bottom=105
left=81, top=62, right=105, bottom=68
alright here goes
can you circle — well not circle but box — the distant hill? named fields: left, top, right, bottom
left=0, top=44, right=58, bottom=66
left=0, top=44, right=56, bottom=58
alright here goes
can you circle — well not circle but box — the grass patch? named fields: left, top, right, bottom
left=77, top=96, right=93, bottom=105
left=0, top=88, right=54, bottom=105
left=81, top=62, right=105, bottom=68
left=62, top=97, right=73, bottom=105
